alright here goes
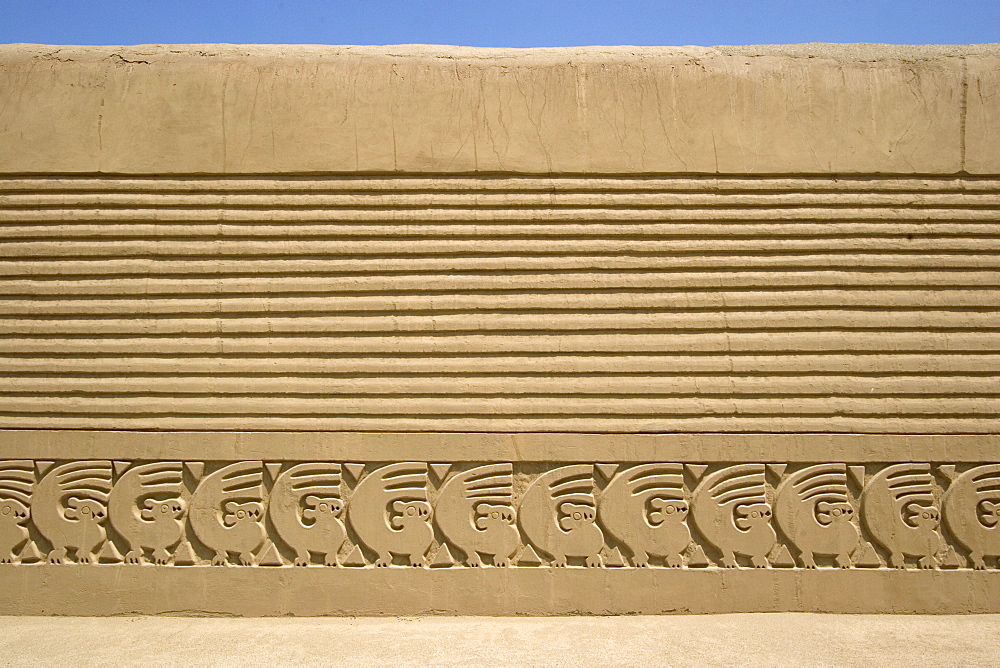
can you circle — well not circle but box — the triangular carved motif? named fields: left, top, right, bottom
left=429, top=464, right=452, bottom=483
left=685, top=464, right=708, bottom=482
left=18, top=540, right=43, bottom=563
left=517, top=545, right=543, bottom=566
left=343, top=463, right=366, bottom=482
left=938, top=465, right=958, bottom=483
left=172, top=541, right=198, bottom=566
left=940, top=547, right=964, bottom=569
left=766, top=464, right=787, bottom=480
left=264, top=463, right=283, bottom=483
left=257, top=540, right=285, bottom=567
left=595, top=463, right=620, bottom=480
left=686, top=543, right=711, bottom=568
left=853, top=542, right=883, bottom=568
left=603, top=546, right=627, bottom=567
left=768, top=544, right=796, bottom=568
left=97, top=541, right=123, bottom=563
left=430, top=543, right=458, bottom=568
left=342, top=545, right=367, bottom=567
left=183, top=462, right=205, bottom=482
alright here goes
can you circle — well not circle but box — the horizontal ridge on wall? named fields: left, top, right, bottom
left=0, top=174, right=997, bottom=432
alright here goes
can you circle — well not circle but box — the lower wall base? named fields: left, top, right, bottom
left=3, top=566, right=998, bottom=616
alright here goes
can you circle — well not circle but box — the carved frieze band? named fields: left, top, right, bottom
left=2, top=460, right=998, bottom=570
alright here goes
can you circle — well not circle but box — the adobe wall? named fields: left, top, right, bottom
left=0, top=43, right=998, bottom=615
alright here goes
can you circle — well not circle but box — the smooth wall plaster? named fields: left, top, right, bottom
left=1, top=43, right=998, bottom=174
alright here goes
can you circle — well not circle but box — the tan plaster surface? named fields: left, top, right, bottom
left=0, top=44, right=998, bottom=616
left=1, top=614, right=999, bottom=666
left=2, top=43, right=998, bottom=174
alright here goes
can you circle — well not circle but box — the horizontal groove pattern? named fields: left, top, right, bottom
left=1, top=174, right=997, bottom=432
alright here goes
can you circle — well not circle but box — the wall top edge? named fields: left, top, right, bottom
left=4, top=43, right=1000, bottom=61
left=2, top=42, right=997, bottom=174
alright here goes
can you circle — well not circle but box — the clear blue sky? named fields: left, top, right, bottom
left=2, top=0, right=997, bottom=47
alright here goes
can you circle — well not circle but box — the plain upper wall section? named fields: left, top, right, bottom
left=1, top=43, right=998, bottom=174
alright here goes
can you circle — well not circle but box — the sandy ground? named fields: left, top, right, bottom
left=1, top=614, right=998, bottom=667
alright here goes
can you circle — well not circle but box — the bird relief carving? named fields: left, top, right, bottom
left=269, top=463, right=346, bottom=567
left=32, top=461, right=113, bottom=564
left=518, top=464, right=604, bottom=567
left=188, top=461, right=266, bottom=566
left=435, top=463, right=519, bottom=567
left=347, top=462, right=433, bottom=567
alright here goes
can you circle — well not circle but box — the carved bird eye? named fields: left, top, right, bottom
left=1, top=505, right=9, bottom=516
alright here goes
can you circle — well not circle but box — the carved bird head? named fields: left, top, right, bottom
left=0, top=499, right=29, bottom=524
left=815, top=501, right=855, bottom=526
left=902, top=501, right=940, bottom=530
left=390, top=500, right=431, bottom=529
left=733, top=502, right=772, bottom=531
left=302, top=495, right=343, bottom=522
left=977, top=500, right=1000, bottom=528
left=64, top=497, right=107, bottom=524
left=558, top=502, right=596, bottom=531
left=140, top=497, right=186, bottom=522
left=474, top=502, right=515, bottom=530
left=222, top=501, right=264, bottom=527
left=647, top=497, right=688, bottom=526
